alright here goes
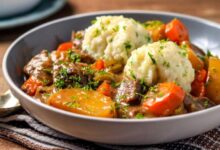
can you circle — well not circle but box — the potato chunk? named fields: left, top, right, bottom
left=48, top=88, right=115, bottom=118
left=206, top=57, right=220, bottom=104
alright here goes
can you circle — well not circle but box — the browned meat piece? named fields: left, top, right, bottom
left=53, top=62, right=97, bottom=89
left=51, top=48, right=94, bottom=64
left=24, top=50, right=53, bottom=85
left=183, top=94, right=215, bottom=112
left=72, top=49, right=95, bottom=64
left=115, top=77, right=142, bottom=104
left=72, top=30, right=84, bottom=49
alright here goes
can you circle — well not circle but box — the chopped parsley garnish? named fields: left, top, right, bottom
left=109, top=38, right=113, bottom=42
left=43, top=68, right=52, bottom=74
left=68, top=50, right=81, bottom=63
left=64, top=101, right=80, bottom=108
left=82, top=66, right=95, bottom=75
left=59, top=68, right=68, bottom=77
left=112, top=25, right=119, bottom=32
left=124, top=41, right=132, bottom=50
left=182, top=70, right=188, bottom=77
left=94, top=29, right=101, bottom=37
left=204, top=100, right=209, bottom=108
left=55, top=79, right=65, bottom=89
left=129, top=69, right=136, bottom=80
left=198, top=55, right=205, bottom=61
left=149, top=85, right=158, bottom=93
left=82, top=80, right=99, bottom=90
left=111, top=81, right=120, bottom=88
left=178, top=48, right=187, bottom=57
left=123, top=26, right=127, bottom=30
left=91, top=19, right=97, bottom=24
left=163, top=61, right=170, bottom=68
left=145, top=36, right=152, bottom=43
left=135, top=113, right=144, bottom=119
left=43, top=93, right=51, bottom=98
left=42, top=79, right=50, bottom=85
left=148, top=52, right=156, bottom=64
left=206, top=49, right=213, bottom=57
left=98, top=70, right=107, bottom=75
left=140, top=78, right=147, bottom=91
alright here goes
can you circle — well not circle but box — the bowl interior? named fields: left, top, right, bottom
left=5, top=11, right=220, bottom=98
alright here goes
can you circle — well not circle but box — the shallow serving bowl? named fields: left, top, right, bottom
left=3, top=11, right=220, bottom=145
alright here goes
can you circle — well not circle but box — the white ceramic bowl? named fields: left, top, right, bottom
left=0, top=0, right=41, bottom=17
left=3, top=11, right=220, bottom=145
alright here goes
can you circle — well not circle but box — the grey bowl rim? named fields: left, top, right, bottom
left=3, top=10, right=220, bottom=123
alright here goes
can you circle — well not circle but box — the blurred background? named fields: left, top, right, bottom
left=0, top=0, right=219, bottom=149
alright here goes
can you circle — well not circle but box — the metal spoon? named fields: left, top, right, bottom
left=0, top=90, right=21, bottom=117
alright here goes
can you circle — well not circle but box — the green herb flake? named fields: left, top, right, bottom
left=163, top=61, right=170, bottom=68
left=129, top=69, right=136, bottom=80
left=178, top=48, right=187, bottom=57
left=43, top=68, right=52, bottom=74
left=82, top=66, right=95, bottom=75
left=123, top=26, right=127, bottom=30
left=94, top=29, right=101, bottom=37
left=64, top=101, right=79, bottom=108
left=55, top=79, right=65, bottom=89
left=182, top=70, right=188, bottom=77
left=145, top=36, right=152, bottom=43
left=59, top=68, right=68, bottom=77
left=140, top=78, right=147, bottom=91
left=112, top=25, right=119, bottom=32
left=207, top=49, right=213, bottom=57
left=98, top=70, right=107, bottom=75
left=135, top=113, right=144, bottom=119
left=91, top=19, right=97, bottom=24
left=149, top=85, right=158, bottom=93
left=124, top=41, right=132, bottom=50
left=148, top=52, right=156, bottom=64
left=43, top=93, right=51, bottom=98
left=204, top=100, right=209, bottom=108
left=68, top=50, right=81, bottom=63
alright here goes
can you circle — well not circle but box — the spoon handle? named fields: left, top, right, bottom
left=0, top=90, right=21, bottom=117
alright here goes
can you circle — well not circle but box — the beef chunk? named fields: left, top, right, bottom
left=51, top=48, right=94, bottom=64
left=72, top=49, right=95, bottom=64
left=184, top=94, right=215, bottom=112
left=116, top=77, right=142, bottom=104
left=53, top=62, right=97, bottom=89
left=24, top=50, right=53, bottom=84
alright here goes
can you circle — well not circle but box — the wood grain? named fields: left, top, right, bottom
left=0, top=0, right=219, bottom=149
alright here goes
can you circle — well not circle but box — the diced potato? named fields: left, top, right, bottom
left=206, top=57, right=220, bottom=104
left=144, top=20, right=166, bottom=42
left=48, top=88, right=115, bottom=117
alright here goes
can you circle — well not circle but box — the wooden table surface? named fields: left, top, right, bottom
left=0, top=0, right=220, bottom=149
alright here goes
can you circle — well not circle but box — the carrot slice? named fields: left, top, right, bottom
left=21, top=76, right=42, bottom=96
left=97, top=81, right=112, bottom=97
left=57, top=42, right=72, bottom=52
left=142, top=82, right=185, bottom=116
left=93, top=59, right=105, bottom=70
left=165, top=18, right=189, bottom=44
